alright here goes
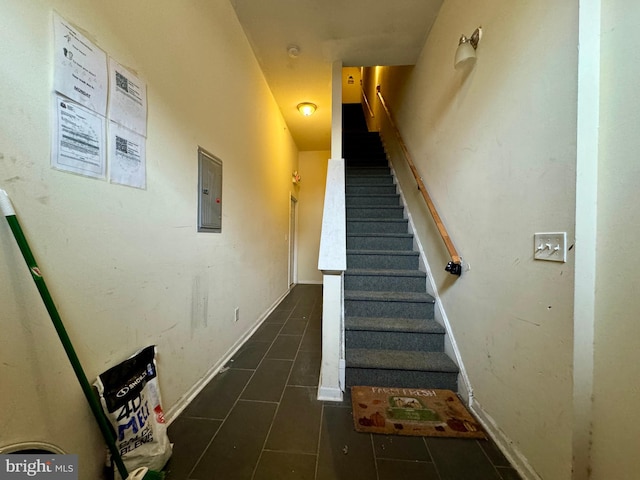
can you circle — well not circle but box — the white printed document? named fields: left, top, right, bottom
left=53, top=13, right=108, bottom=115
left=52, top=94, right=106, bottom=179
left=108, top=59, right=148, bottom=137
left=108, top=122, right=146, bottom=189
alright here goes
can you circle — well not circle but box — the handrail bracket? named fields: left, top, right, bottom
left=445, top=261, right=463, bottom=276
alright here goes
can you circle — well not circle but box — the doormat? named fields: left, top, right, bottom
left=351, top=386, right=485, bottom=439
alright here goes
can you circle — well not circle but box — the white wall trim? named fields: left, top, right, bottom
left=573, top=0, right=600, bottom=478
left=317, top=158, right=347, bottom=272
left=288, top=192, right=299, bottom=286
left=165, top=286, right=292, bottom=424
left=318, top=272, right=344, bottom=401
left=317, top=385, right=343, bottom=402
left=471, top=399, right=542, bottom=480
left=331, top=60, right=343, bottom=160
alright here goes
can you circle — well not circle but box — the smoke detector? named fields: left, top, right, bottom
left=287, top=45, right=300, bottom=58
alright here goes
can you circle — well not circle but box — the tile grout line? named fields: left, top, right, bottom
left=370, top=433, right=381, bottom=480
left=261, top=448, right=317, bottom=455
left=310, top=290, right=326, bottom=480
left=249, top=291, right=309, bottom=480
left=422, top=437, right=444, bottom=480
left=186, top=295, right=295, bottom=480
left=314, top=405, right=325, bottom=480
left=176, top=286, right=321, bottom=480
left=477, top=439, right=512, bottom=480
left=311, top=287, right=324, bottom=480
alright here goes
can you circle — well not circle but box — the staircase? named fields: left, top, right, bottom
left=342, top=103, right=459, bottom=390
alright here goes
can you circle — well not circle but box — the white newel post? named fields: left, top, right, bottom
left=317, top=158, right=346, bottom=401
left=317, top=61, right=346, bottom=402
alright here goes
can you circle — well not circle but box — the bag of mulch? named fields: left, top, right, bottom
left=94, top=345, right=172, bottom=479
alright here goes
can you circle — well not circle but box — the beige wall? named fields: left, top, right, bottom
left=591, top=0, right=640, bottom=478
left=0, top=1, right=298, bottom=477
left=342, top=67, right=362, bottom=104
left=296, top=151, right=329, bottom=284
left=363, top=1, right=577, bottom=478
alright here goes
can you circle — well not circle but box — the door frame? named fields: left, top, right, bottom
left=288, top=194, right=298, bottom=287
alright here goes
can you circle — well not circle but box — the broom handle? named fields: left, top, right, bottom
left=0, top=190, right=130, bottom=480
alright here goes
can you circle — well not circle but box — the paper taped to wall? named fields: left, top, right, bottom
left=108, top=121, right=146, bottom=189
left=51, top=94, right=107, bottom=179
left=108, top=59, right=148, bottom=137
left=53, top=12, right=108, bottom=115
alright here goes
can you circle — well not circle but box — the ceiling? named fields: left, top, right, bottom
left=230, top=0, right=443, bottom=151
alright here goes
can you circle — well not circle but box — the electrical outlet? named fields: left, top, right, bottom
left=534, top=232, right=567, bottom=262
left=234, top=307, right=239, bottom=322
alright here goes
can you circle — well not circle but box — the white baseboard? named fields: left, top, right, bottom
left=317, top=385, right=343, bottom=402
left=470, top=399, right=542, bottom=480
left=165, top=286, right=292, bottom=424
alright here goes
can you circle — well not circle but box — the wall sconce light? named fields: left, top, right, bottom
left=297, top=102, right=317, bottom=116
left=454, top=26, right=482, bottom=69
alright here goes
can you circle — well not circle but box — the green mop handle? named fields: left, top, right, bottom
left=0, top=189, right=130, bottom=480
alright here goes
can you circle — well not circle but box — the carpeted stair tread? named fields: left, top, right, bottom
left=346, top=192, right=400, bottom=198
left=345, top=268, right=426, bottom=278
left=346, top=167, right=391, bottom=174
left=346, top=206, right=405, bottom=219
left=347, top=218, right=408, bottom=234
left=346, top=185, right=398, bottom=195
left=345, top=316, right=445, bottom=334
left=342, top=105, right=459, bottom=392
left=346, top=193, right=399, bottom=198
left=347, top=218, right=408, bottom=224
left=347, top=249, right=418, bottom=256
left=347, top=180, right=395, bottom=187
left=344, top=290, right=435, bottom=304
left=347, top=232, right=413, bottom=238
left=347, top=250, right=420, bottom=270
left=344, top=268, right=427, bottom=292
left=347, top=349, right=458, bottom=373
left=346, top=193, right=401, bottom=201
left=346, top=174, right=394, bottom=180
left=347, top=203, right=404, bottom=211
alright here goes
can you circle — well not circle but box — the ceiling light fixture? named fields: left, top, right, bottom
left=454, top=26, right=482, bottom=69
left=297, top=102, right=317, bottom=116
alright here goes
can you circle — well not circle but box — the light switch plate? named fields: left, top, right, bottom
left=534, top=232, right=567, bottom=262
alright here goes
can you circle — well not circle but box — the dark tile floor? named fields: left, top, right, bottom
left=165, top=284, right=521, bottom=480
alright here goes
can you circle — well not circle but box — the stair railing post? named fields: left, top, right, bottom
left=317, top=157, right=346, bottom=402
left=317, top=60, right=346, bottom=402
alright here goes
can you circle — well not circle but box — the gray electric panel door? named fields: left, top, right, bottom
left=198, top=148, right=222, bottom=232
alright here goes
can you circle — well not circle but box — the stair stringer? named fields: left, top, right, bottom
left=386, top=161, right=474, bottom=405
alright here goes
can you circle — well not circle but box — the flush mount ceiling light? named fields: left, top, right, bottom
left=454, top=26, right=482, bottom=69
left=297, top=102, right=317, bottom=116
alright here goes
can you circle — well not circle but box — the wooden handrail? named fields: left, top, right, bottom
left=376, top=87, right=462, bottom=275
left=361, top=86, right=375, bottom=118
